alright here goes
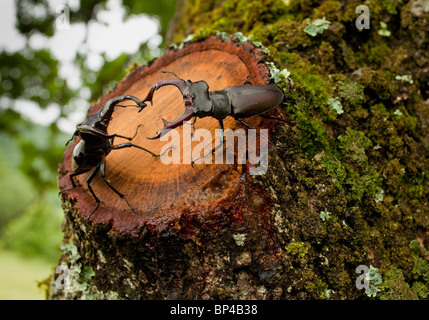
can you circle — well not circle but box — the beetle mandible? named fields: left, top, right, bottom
left=142, top=71, right=289, bottom=163
left=63, top=95, right=164, bottom=217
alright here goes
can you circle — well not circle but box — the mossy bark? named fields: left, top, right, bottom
left=50, top=0, right=429, bottom=300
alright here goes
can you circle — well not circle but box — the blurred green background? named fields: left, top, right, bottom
left=0, top=0, right=175, bottom=299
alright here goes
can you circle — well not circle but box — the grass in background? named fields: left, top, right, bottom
left=0, top=250, right=54, bottom=299
left=0, top=138, right=63, bottom=300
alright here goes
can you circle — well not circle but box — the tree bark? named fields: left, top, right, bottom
left=50, top=0, right=429, bottom=300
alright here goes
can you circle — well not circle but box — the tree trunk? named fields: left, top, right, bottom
left=50, top=0, right=429, bottom=300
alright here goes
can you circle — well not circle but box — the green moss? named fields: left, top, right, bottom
left=337, top=80, right=365, bottom=107
left=356, top=68, right=392, bottom=100
left=285, top=241, right=311, bottom=265
left=318, top=151, right=347, bottom=191
left=410, top=240, right=429, bottom=284
left=313, top=1, right=342, bottom=20
left=412, top=281, right=428, bottom=299
left=338, top=128, right=372, bottom=167
left=379, top=267, right=418, bottom=300
left=378, top=0, right=404, bottom=15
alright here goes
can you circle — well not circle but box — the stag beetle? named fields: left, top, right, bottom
left=142, top=71, right=292, bottom=163
left=63, top=95, right=163, bottom=217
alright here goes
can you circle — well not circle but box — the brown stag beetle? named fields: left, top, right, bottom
left=141, top=71, right=298, bottom=164
left=63, top=95, right=164, bottom=217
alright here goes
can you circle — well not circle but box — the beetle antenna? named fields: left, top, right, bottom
left=161, top=70, right=179, bottom=78
left=115, top=104, right=141, bottom=108
left=65, top=131, right=77, bottom=146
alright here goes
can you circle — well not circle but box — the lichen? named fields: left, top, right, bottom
left=233, top=233, right=246, bottom=246
left=304, top=17, right=331, bottom=37
left=326, top=97, right=344, bottom=115
left=365, top=265, right=382, bottom=298
left=377, top=21, right=391, bottom=37
left=319, top=211, right=331, bottom=221
left=50, top=241, right=120, bottom=300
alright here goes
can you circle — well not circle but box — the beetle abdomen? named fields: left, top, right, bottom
left=225, top=85, right=284, bottom=118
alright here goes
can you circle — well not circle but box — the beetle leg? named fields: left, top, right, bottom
left=112, top=124, right=144, bottom=141
left=111, top=142, right=159, bottom=157
left=243, top=74, right=253, bottom=85
left=191, top=117, right=197, bottom=137
left=65, top=130, right=78, bottom=146
left=111, top=142, right=173, bottom=158
left=58, top=169, right=90, bottom=197
left=86, top=164, right=101, bottom=218
left=191, top=120, right=224, bottom=167
left=235, top=119, right=279, bottom=149
left=68, top=169, right=90, bottom=188
left=184, top=117, right=197, bottom=137
left=258, top=114, right=312, bottom=135
left=258, top=114, right=291, bottom=124
left=99, top=161, right=137, bottom=214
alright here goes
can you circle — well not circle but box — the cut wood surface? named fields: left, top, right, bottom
left=58, top=36, right=278, bottom=235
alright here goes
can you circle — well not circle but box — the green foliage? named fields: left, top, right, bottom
left=395, top=74, right=413, bottom=84
left=0, top=149, right=35, bottom=235
left=122, top=0, right=176, bottom=38
left=2, top=191, right=63, bottom=263
left=80, top=52, right=131, bottom=102
left=0, top=49, right=73, bottom=108
left=0, top=250, right=54, bottom=299
left=0, top=110, right=69, bottom=190
left=15, top=0, right=56, bottom=37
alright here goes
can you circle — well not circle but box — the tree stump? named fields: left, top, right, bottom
left=53, top=36, right=285, bottom=299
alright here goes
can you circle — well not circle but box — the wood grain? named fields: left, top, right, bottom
left=58, top=36, right=273, bottom=234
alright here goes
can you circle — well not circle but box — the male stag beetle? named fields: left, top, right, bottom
left=63, top=95, right=162, bottom=217
left=141, top=71, right=292, bottom=163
